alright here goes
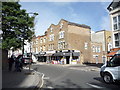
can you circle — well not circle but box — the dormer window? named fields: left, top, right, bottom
left=60, top=23, right=63, bottom=29
left=50, top=27, right=53, bottom=32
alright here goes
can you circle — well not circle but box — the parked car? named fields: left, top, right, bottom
left=100, top=54, right=120, bottom=84
left=23, top=57, right=32, bottom=64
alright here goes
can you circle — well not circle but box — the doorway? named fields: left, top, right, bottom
left=66, top=56, right=70, bottom=64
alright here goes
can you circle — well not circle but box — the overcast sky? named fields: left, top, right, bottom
left=20, top=1, right=112, bottom=36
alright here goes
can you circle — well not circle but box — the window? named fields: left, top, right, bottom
left=50, top=27, right=53, bottom=32
left=109, top=55, right=120, bottom=67
left=52, top=44, right=54, bottom=50
left=118, top=15, right=120, bottom=29
left=97, top=46, right=101, bottom=52
left=95, top=47, right=98, bottom=52
left=43, top=38, right=46, bottom=43
left=84, top=42, right=88, bottom=49
left=92, top=45, right=95, bottom=52
left=58, top=41, right=65, bottom=49
left=59, top=31, right=64, bottom=39
left=113, top=17, right=117, bottom=30
left=62, top=42, right=65, bottom=49
left=43, top=45, right=45, bottom=51
left=113, top=17, right=117, bottom=23
left=49, top=34, right=54, bottom=41
left=48, top=44, right=54, bottom=50
left=40, top=38, right=42, bottom=43
left=114, top=33, right=120, bottom=47
left=36, top=39, right=38, bottom=44
left=113, top=15, right=120, bottom=30
left=40, top=46, right=42, bottom=51
left=60, top=23, right=63, bottom=29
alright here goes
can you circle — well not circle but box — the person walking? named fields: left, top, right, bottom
left=15, top=55, right=23, bottom=72
left=8, top=55, right=15, bottom=71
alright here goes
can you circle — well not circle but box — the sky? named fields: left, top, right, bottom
left=20, top=1, right=112, bottom=36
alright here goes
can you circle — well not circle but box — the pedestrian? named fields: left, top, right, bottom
left=8, top=55, right=15, bottom=71
left=15, top=55, right=23, bottom=72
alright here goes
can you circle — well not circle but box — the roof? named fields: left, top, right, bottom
left=61, top=19, right=91, bottom=29
left=68, top=22, right=91, bottom=29
left=36, top=35, right=46, bottom=39
left=95, top=30, right=111, bottom=33
left=107, top=0, right=120, bottom=11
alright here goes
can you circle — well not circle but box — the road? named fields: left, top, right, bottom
left=31, top=63, right=120, bottom=89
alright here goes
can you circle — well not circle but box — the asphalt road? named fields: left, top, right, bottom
left=31, top=64, right=120, bottom=89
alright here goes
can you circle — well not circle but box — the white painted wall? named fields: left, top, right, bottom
left=109, top=7, right=120, bottom=48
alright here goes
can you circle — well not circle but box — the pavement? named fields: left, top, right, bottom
left=2, top=64, right=43, bottom=89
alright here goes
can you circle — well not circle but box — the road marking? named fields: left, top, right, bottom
left=86, top=83, right=104, bottom=88
left=47, top=86, right=54, bottom=89
left=43, top=77, right=50, bottom=80
left=40, top=73, right=45, bottom=88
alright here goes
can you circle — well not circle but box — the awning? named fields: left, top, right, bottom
left=53, top=52, right=80, bottom=56
left=73, top=52, right=80, bottom=56
left=53, top=52, right=63, bottom=56
left=107, top=51, right=117, bottom=57
left=44, top=53, right=53, bottom=56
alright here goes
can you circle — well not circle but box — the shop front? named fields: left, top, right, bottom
left=38, top=52, right=46, bottom=62
left=53, top=50, right=80, bottom=64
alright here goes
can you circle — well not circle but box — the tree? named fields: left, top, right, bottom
left=2, top=2, right=37, bottom=51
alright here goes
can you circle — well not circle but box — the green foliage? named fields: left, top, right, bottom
left=2, top=2, right=37, bottom=50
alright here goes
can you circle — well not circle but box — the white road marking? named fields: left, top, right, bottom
left=33, top=70, right=45, bottom=88
left=40, top=73, right=45, bottom=88
left=86, top=83, right=104, bottom=88
left=47, top=86, right=54, bottom=89
left=43, top=77, right=50, bottom=80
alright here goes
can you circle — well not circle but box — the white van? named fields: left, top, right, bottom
left=100, top=54, right=120, bottom=84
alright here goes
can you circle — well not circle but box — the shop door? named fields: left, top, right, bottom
left=66, top=56, right=70, bottom=64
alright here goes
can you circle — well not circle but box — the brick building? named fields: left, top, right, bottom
left=32, top=19, right=91, bottom=64
left=90, top=42, right=103, bottom=64
left=91, top=30, right=112, bottom=63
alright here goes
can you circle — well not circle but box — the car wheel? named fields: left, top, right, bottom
left=103, top=73, right=113, bottom=84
